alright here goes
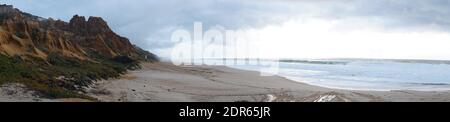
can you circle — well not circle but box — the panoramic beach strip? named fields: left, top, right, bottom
left=4, top=62, right=449, bottom=102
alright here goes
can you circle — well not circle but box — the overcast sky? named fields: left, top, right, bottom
left=3, top=0, right=450, bottom=60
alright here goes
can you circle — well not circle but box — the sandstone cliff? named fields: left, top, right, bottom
left=0, top=4, right=157, bottom=99
left=0, top=4, right=157, bottom=61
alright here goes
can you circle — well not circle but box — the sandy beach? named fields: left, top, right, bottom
left=2, top=62, right=450, bottom=102
left=80, top=62, right=450, bottom=102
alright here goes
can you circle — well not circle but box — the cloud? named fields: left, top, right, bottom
left=2, top=0, right=450, bottom=59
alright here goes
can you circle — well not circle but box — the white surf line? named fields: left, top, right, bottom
left=314, top=95, right=336, bottom=102
left=266, top=94, right=276, bottom=102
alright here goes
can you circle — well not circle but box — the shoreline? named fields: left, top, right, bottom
left=226, top=63, right=450, bottom=92
left=84, top=62, right=450, bottom=102
left=279, top=75, right=450, bottom=92
left=2, top=62, right=450, bottom=102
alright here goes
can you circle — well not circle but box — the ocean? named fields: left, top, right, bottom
left=225, top=59, right=450, bottom=91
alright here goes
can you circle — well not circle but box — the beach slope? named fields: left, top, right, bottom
left=85, top=62, right=450, bottom=102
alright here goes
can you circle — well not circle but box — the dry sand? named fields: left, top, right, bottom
left=2, top=62, right=449, bottom=102
left=85, top=62, right=450, bottom=102
left=0, top=83, right=56, bottom=102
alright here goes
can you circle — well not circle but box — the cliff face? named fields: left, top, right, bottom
left=0, top=4, right=157, bottom=61
left=0, top=4, right=157, bottom=99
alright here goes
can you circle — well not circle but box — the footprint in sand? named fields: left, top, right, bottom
left=314, top=95, right=337, bottom=102
left=266, top=94, right=277, bottom=102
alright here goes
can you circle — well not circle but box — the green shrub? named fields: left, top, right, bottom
left=0, top=53, right=139, bottom=100
left=15, top=31, right=26, bottom=38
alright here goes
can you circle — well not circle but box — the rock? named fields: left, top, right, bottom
left=0, top=4, right=158, bottom=61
